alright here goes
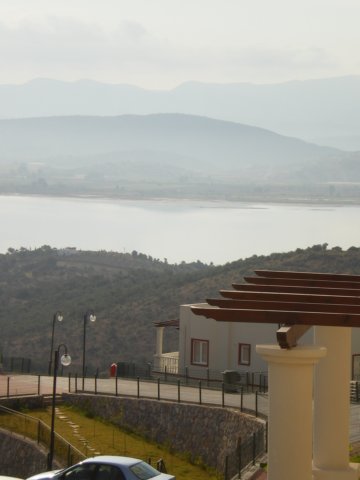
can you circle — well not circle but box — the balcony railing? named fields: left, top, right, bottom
left=153, top=352, right=179, bottom=374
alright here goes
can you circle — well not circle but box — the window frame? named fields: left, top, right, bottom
left=191, top=338, right=209, bottom=367
left=238, top=343, right=251, bottom=366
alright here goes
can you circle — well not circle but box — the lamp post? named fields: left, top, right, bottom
left=82, top=310, right=96, bottom=390
left=48, top=311, right=63, bottom=375
left=48, top=343, right=71, bottom=470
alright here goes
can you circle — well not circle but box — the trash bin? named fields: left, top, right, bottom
left=222, top=370, right=240, bottom=392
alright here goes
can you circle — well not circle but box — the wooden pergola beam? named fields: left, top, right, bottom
left=232, top=283, right=360, bottom=297
left=206, top=298, right=360, bottom=314
left=194, top=270, right=360, bottom=350
left=243, top=276, right=360, bottom=290
left=254, top=269, right=360, bottom=282
left=190, top=305, right=360, bottom=327
left=277, top=324, right=312, bottom=349
left=220, top=289, right=360, bottom=304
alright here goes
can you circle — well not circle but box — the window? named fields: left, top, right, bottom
left=191, top=339, right=209, bottom=366
left=130, top=461, right=161, bottom=480
left=63, top=464, right=97, bottom=480
left=96, top=465, right=125, bottom=480
left=239, top=343, right=251, bottom=366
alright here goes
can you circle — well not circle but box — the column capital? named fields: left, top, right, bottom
left=256, top=345, right=327, bottom=366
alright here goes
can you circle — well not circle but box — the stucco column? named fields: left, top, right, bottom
left=313, top=326, right=358, bottom=480
left=155, top=326, right=164, bottom=356
left=257, top=344, right=326, bottom=480
left=153, top=326, right=164, bottom=371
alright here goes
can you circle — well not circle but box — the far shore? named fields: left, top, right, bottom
left=1, top=190, right=360, bottom=208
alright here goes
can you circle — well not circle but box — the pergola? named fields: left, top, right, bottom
left=191, top=270, right=360, bottom=480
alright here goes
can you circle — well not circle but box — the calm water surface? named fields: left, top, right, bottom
left=1, top=195, right=359, bottom=264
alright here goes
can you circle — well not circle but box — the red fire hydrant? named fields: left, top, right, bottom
left=110, top=363, right=117, bottom=377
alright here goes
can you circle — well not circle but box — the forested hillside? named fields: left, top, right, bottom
left=2, top=244, right=360, bottom=374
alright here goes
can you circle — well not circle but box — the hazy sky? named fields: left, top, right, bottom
left=0, top=0, right=359, bottom=88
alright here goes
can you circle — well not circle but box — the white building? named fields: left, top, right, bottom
left=154, top=303, right=360, bottom=383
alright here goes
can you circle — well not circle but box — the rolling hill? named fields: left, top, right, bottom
left=2, top=244, right=360, bottom=374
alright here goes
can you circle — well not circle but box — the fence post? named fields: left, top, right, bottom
left=177, top=379, right=180, bottom=403
left=137, top=377, right=140, bottom=398
left=185, top=366, right=188, bottom=385
left=222, top=382, right=225, bottom=407
left=115, top=376, right=118, bottom=396
left=239, top=442, right=242, bottom=479
left=199, top=380, right=202, bottom=405
left=38, top=375, right=41, bottom=395
left=265, top=421, right=268, bottom=452
left=75, top=373, right=78, bottom=393
left=157, top=378, right=160, bottom=400
left=67, top=444, right=71, bottom=467
left=37, top=420, right=41, bottom=444
left=207, top=368, right=210, bottom=387
left=95, top=374, right=97, bottom=394
left=224, top=455, right=228, bottom=480
left=252, top=432, right=256, bottom=465
left=68, top=372, right=71, bottom=392
left=240, top=386, right=244, bottom=412
left=7, top=376, right=10, bottom=397
left=255, top=390, right=258, bottom=417
left=164, top=366, right=167, bottom=383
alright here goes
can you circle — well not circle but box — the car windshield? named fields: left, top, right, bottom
left=129, top=462, right=160, bottom=480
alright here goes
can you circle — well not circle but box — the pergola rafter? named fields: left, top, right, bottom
left=191, top=269, right=360, bottom=348
left=220, top=289, right=360, bottom=304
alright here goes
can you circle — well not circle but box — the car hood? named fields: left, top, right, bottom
left=26, top=470, right=62, bottom=480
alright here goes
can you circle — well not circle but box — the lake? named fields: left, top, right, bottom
left=1, top=195, right=359, bottom=265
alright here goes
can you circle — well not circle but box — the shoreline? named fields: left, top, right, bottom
left=1, top=191, right=360, bottom=209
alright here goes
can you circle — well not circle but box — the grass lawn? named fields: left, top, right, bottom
left=27, top=405, right=220, bottom=480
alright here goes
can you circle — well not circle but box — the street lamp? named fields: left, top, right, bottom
left=48, top=343, right=71, bottom=470
left=82, top=310, right=96, bottom=390
left=48, top=311, right=63, bottom=375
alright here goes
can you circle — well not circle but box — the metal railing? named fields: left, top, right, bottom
left=0, top=373, right=269, bottom=417
left=1, top=356, right=31, bottom=374
left=224, top=427, right=267, bottom=480
left=0, top=405, right=85, bottom=467
left=70, top=374, right=269, bottom=419
left=153, top=354, right=179, bottom=374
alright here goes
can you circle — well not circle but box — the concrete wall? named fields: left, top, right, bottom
left=0, top=429, right=48, bottom=478
left=63, top=393, right=264, bottom=473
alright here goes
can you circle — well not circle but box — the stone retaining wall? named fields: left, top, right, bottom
left=64, top=394, right=264, bottom=472
left=0, top=396, right=61, bottom=477
left=0, top=429, right=48, bottom=478
left=0, top=396, right=43, bottom=410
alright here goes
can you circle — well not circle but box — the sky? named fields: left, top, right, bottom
left=0, top=0, right=359, bottom=89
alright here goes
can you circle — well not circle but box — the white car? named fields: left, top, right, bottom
left=26, top=456, right=175, bottom=480
left=0, top=477, right=23, bottom=480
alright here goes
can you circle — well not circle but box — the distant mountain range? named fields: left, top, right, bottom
left=0, top=113, right=345, bottom=185
left=1, top=76, right=360, bottom=150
